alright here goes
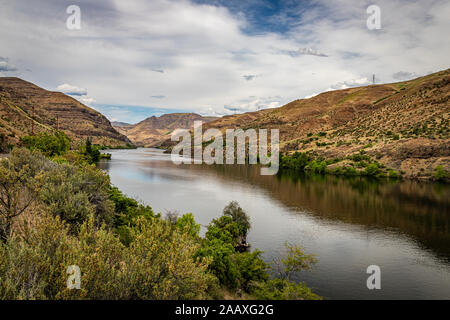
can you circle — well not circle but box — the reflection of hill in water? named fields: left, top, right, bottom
left=189, top=164, right=450, bottom=260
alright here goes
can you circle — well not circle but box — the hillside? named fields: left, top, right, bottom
left=0, top=77, right=131, bottom=148
left=187, top=69, right=450, bottom=180
left=114, top=113, right=218, bottom=147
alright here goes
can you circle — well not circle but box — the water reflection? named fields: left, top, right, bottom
left=201, top=165, right=450, bottom=261
left=99, top=148, right=450, bottom=299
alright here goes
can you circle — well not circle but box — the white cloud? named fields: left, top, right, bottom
left=0, top=57, right=17, bottom=72
left=56, top=83, right=88, bottom=96
left=392, top=71, right=421, bottom=80
left=0, top=0, right=449, bottom=119
left=78, top=96, right=96, bottom=105
left=329, top=77, right=372, bottom=90
left=284, top=47, right=328, bottom=57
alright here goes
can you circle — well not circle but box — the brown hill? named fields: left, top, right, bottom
left=173, top=69, right=450, bottom=179
left=0, top=77, right=131, bottom=147
left=115, top=113, right=218, bottom=147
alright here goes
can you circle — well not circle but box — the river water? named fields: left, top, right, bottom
left=99, top=148, right=450, bottom=300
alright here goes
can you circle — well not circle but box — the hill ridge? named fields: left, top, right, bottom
left=0, top=77, right=130, bottom=148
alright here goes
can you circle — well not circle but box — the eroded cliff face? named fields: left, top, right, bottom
left=0, top=77, right=130, bottom=147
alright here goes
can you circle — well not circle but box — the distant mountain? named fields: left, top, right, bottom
left=175, top=69, right=450, bottom=179
left=114, top=113, right=218, bottom=147
left=111, top=121, right=132, bottom=128
left=0, top=77, right=131, bottom=147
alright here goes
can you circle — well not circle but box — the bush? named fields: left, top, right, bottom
left=82, top=138, right=101, bottom=163
left=233, top=250, right=268, bottom=291
left=0, top=148, right=50, bottom=242
left=176, top=213, right=201, bottom=238
left=222, top=201, right=250, bottom=239
left=108, top=186, right=156, bottom=244
left=388, top=170, right=401, bottom=179
left=20, top=131, right=71, bottom=157
left=308, top=160, right=327, bottom=174
left=434, top=165, right=448, bottom=182
left=196, top=238, right=239, bottom=288
left=344, top=167, right=358, bottom=176
left=0, top=213, right=215, bottom=300
left=280, top=152, right=310, bottom=172
left=39, top=162, right=115, bottom=233
left=364, top=163, right=380, bottom=176
left=251, top=279, right=321, bottom=300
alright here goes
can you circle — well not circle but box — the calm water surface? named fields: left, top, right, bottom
left=99, top=148, right=450, bottom=300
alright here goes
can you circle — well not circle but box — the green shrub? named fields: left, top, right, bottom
left=222, top=201, right=251, bottom=238
left=344, top=167, right=358, bottom=176
left=251, top=279, right=321, bottom=300
left=39, top=162, right=115, bottom=233
left=308, top=160, right=327, bottom=174
left=364, top=163, right=380, bottom=176
left=434, top=165, right=448, bottom=182
left=0, top=213, right=215, bottom=300
left=388, top=170, right=401, bottom=179
left=20, top=131, right=71, bottom=157
left=176, top=213, right=201, bottom=238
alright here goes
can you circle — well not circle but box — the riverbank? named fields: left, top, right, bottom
left=0, top=134, right=322, bottom=300
left=99, top=148, right=450, bottom=299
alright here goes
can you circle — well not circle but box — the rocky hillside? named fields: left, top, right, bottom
left=196, top=69, right=449, bottom=180
left=114, top=113, right=218, bottom=147
left=0, top=77, right=131, bottom=147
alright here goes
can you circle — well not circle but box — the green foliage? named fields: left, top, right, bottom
left=278, top=243, right=318, bottom=280
left=364, top=163, right=380, bottom=176
left=176, top=213, right=201, bottom=238
left=251, top=279, right=321, bottom=300
left=250, top=243, right=320, bottom=300
left=20, top=131, right=71, bottom=157
left=0, top=151, right=320, bottom=300
left=108, top=186, right=157, bottom=245
left=197, top=201, right=267, bottom=291
left=205, top=217, right=240, bottom=244
left=434, top=165, right=448, bottom=182
left=39, top=162, right=115, bottom=233
left=196, top=238, right=239, bottom=288
left=83, top=138, right=101, bottom=163
left=280, top=152, right=310, bottom=172
left=308, top=160, right=327, bottom=174
left=344, top=166, right=357, bottom=176
left=388, top=169, right=401, bottom=179
left=0, top=213, right=214, bottom=299
left=233, top=250, right=268, bottom=291
left=222, top=201, right=251, bottom=238
left=0, top=148, right=49, bottom=242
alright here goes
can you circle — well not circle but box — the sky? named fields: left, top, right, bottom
left=0, top=0, right=449, bottom=124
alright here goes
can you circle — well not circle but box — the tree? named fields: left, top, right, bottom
left=84, top=137, right=101, bottom=163
left=0, top=158, right=38, bottom=242
left=222, top=201, right=251, bottom=239
left=20, top=131, right=71, bottom=157
left=272, top=242, right=317, bottom=281
left=176, top=213, right=201, bottom=238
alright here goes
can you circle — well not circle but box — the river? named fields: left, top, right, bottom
left=99, top=148, right=450, bottom=300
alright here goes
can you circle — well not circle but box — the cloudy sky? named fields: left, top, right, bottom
left=0, top=0, right=449, bottom=123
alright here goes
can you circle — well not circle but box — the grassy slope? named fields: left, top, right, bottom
left=200, top=69, right=449, bottom=179
left=0, top=77, right=131, bottom=147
